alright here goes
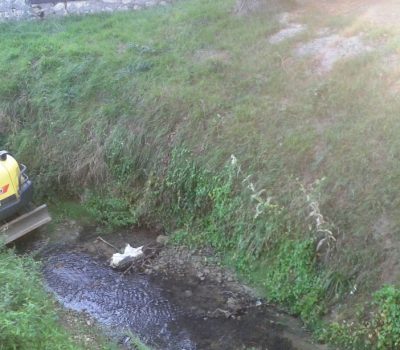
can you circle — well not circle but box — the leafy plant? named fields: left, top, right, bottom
left=371, top=286, right=400, bottom=349
left=85, top=192, right=137, bottom=227
left=260, top=239, right=325, bottom=326
left=320, top=285, right=400, bottom=349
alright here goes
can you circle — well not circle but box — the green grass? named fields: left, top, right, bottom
left=0, top=247, right=81, bottom=349
left=2, top=0, right=400, bottom=347
left=52, top=200, right=97, bottom=224
left=0, top=244, right=122, bottom=349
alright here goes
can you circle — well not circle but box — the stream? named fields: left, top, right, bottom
left=21, top=223, right=326, bottom=350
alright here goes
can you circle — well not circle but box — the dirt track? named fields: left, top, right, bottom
left=298, top=0, right=400, bottom=27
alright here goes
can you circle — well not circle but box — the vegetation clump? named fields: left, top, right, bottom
left=321, top=285, right=400, bottom=349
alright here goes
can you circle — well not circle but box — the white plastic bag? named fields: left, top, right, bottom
left=110, top=244, right=143, bottom=268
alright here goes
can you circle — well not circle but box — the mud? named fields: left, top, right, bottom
left=20, top=223, right=325, bottom=350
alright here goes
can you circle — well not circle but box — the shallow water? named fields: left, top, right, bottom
left=36, top=227, right=322, bottom=350
left=43, top=250, right=194, bottom=349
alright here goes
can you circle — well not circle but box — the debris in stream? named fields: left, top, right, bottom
left=110, top=244, right=144, bottom=268
left=96, top=236, right=119, bottom=251
left=122, top=244, right=162, bottom=275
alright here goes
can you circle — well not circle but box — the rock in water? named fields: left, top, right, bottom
left=156, top=235, right=169, bottom=245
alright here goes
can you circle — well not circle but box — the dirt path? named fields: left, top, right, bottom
left=298, top=0, right=400, bottom=27
left=264, top=0, right=400, bottom=74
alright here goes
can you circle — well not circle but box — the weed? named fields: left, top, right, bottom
left=372, top=286, right=400, bottom=349
left=258, top=239, right=325, bottom=326
left=85, top=192, right=137, bottom=228
left=320, top=286, right=400, bottom=349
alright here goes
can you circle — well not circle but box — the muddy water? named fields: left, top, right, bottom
left=31, top=226, right=324, bottom=350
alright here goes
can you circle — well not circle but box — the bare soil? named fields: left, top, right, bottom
left=304, top=0, right=400, bottom=27
left=295, top=33, right=371, bottom=73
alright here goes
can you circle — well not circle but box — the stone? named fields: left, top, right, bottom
left=156, top=235, right=169, bottom=245
left=0, top=0, right=31, bottom=20
left=0, top=0, right=168, bottom=20
left=12, top=0, right=29, bottom=11
left=53, top=3, right=66, bottom=14
left=226, top=297, right=242, bottom=314
left=184, top=290, right=193, bottom=297
left=67, top=1, right=90, bottom=12
left=31, top=4, right=54, bottom=17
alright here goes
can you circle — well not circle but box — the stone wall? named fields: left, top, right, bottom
left=0, top=0, right=169, bottom=20
left=0, top=0, right=31, bottom=19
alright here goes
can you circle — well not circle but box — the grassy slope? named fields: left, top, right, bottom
left=1, top=0, right=400, bottom=347
left=0, top=248, right=82, bottom=349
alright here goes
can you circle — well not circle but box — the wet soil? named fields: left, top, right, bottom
left=19, top=223, right=326, bottom=350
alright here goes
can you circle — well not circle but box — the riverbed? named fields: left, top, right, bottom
left=20, top=222, right=326, bottom=350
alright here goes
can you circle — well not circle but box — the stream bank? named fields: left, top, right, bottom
left=19, top=222, right=326, bottom=350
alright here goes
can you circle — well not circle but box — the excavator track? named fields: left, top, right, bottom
left=0, top=205, right=51, bottom=244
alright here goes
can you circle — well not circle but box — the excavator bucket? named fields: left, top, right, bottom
left=0, top=205, right=51, bottom=244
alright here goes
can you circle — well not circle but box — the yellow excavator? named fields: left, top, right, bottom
left=0, top=150, right=51, bottom=244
